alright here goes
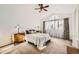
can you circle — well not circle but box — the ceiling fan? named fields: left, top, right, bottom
left=35, top=4, right=49, bottom=13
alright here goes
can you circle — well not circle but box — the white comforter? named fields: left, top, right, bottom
left=25, top=33, right=50, bottom=50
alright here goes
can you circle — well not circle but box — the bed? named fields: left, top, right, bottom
left=25, top=33, right=51, bottom=50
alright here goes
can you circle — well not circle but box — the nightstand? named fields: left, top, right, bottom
left=14, top=32, right=25, bottom=44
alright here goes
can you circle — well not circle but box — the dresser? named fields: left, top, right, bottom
left=14, top=32, right=25, bottom=43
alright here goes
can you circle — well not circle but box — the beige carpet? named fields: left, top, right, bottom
left=0, top=38, right=71, bottom=54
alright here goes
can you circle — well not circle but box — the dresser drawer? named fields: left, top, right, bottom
left=14, top=33, right=25, bottom=43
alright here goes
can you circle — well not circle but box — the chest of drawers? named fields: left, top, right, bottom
left=14, top=33, right=25, bottom=43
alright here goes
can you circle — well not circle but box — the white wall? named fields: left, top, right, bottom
left=0, top=4, right=78, bottom=47
left=72, top=5, right=79, bottom=48
left=0, top=4, right=41, bottom=46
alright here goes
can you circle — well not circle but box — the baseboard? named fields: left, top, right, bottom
left=0, top=43, right=13, bottom=48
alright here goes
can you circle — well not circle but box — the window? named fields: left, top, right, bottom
left=44, top=15, right=64, bottom=38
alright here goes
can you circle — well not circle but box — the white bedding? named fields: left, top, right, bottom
left=25, top=33, right=50, bottom=50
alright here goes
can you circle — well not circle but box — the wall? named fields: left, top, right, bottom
left=0, top=4, right=41, bottom=46
left=72, top=5, right=79, bottom=48
left=0, top=4, right=78, bottom=47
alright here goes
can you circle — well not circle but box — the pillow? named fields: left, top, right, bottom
left=26, top=30, right=30, bottom=34
left=26, top=29, right=36, bottom=34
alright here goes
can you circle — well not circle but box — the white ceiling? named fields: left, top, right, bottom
left=47, top=4, right=77, bottom=14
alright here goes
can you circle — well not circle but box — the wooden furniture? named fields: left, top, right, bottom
left=14, top=33, right=25, bottom=44
left=67, top=46, right=79, bottom=54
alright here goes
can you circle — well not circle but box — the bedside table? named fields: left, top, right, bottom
left=14, top=32, right=25, bottom=44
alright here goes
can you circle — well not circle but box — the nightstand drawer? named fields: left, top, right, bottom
left=14, top=33, right=25, bottom=43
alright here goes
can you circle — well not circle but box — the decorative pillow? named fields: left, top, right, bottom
left=26, top=30, right=30, bottom=34
left=26, top=29, right=36, bottom=34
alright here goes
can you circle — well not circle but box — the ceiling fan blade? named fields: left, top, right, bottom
left=44, top=5, right=49, bottom=8
left=43, top=8, right=47, bottom=11
left=36, top=4, right=49, bottom=13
